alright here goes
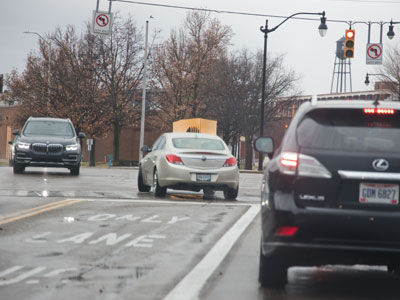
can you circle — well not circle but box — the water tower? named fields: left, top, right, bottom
left=330, top=37, right=352, bottom=93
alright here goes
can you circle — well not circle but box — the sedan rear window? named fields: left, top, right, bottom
left=297, top=108, right=400, bottom=153
left=23, top=121, right=75, bottom=137
left=172, top=137, right=225, bottom=150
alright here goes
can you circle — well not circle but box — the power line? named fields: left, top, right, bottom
left=110, top=0, right=393, bottom=24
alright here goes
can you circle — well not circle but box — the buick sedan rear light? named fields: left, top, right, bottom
left=166, top=154, right=184, bottom=165
left=224, top=157, right=237, bottom=167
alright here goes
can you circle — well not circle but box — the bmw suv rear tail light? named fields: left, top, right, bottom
left=279, top=152, right=331, bottom=178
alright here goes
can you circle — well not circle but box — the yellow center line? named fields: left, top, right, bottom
left=0, top=199, right=83, bottom=225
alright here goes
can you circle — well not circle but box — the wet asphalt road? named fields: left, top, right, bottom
left=1, top=166, right=400, bottom=299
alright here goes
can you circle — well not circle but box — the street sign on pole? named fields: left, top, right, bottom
left=366, top=43, right=383, bottom=65
left=92, top=11, right=112, bottom=36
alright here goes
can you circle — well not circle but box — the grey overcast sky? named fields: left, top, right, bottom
left=1, top=0, right=399, bottom=95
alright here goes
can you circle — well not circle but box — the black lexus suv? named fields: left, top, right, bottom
left=12, top=117, right=85, bottom=175
left=255, top=99, right=400, bottom=288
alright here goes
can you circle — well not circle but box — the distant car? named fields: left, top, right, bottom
left=138, top=132, right=239, bottom=199
left=12, top=117, right=85, bottom=175
left=255, top=100, right=400, bottom=288
left=8, top=138, right=15, bottom=167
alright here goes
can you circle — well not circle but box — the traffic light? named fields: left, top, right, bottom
left=344, top=29, right=355, bottom=58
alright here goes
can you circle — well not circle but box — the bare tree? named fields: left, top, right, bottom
left=150, top=11, right=232, bottom=131
left=6, top=26, right=108, bottom=140
left=95, top=14, right=145, bottom=164
left=378, top=44, right=400, bottom=100
left=213, top=50, right=299, bottom=169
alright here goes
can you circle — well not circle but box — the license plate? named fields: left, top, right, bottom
left=196, top=173, right=211, bottom=182
left=359, top=183, right=399, bottom=205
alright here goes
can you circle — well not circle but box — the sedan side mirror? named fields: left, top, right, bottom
left=141, top=145, right=151, bottom=153
left=78, top=132, right=86, bottom=139
left=12, top=129, right=19, bottom=136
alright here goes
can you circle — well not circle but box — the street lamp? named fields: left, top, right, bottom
left=387, top=20, right=400, bottom=40
left=365, top=73, right=400, bottom=101
left=139, top=17, right=153, bottom=162
left=258, top=11, right=328, bottom=171
left=24, top=31, right=52, bottom=113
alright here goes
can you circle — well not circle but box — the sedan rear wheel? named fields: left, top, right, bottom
left=152, top=169, right=166, bottom=197
left=223, top=186, right=238, bottom=200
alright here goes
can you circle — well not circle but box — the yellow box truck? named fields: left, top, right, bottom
left=173, top=118, right=217, bottom=135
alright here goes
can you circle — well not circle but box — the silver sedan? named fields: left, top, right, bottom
left=138, top=132, right=239, bottom=199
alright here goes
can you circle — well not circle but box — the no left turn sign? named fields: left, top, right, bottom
left=92, top=11, right=112, bottom=36
left=366, top=43, right=383, bottom=65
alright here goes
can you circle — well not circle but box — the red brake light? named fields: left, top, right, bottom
left=280, top=152, right=298, bottom=167
left=166, top=154, right=184, bottom=165
left=224, top=157, right=237, bottom=167
left=274, top=226, right=298, bottom=236
left=364, top=108, right=395, bottom=115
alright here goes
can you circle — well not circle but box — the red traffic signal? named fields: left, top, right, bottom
left=344, top=29, right=355, bottom=58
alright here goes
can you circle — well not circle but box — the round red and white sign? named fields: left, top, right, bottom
left=367, top=44, right=382, bottom=59
left=96, top=14, right=109, bottom=27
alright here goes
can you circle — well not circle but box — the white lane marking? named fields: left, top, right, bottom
left=43, top=268, right=78, bottom=278
left=0, top=266, right=24, bottom=277
left=24, top=232, right=51, bottom=243
left=89, top=233, right=132, bottom=246
left=162, top=204, right=260, bottom=300
left=168, top=216, right=190, bottom=224
left=57, top=232, right=94, bottom=244
left=0, top=267, right=46, bottom=286
left=142, top=215, right=162, bottom=223
left=81, top=198, right=252, bottom=206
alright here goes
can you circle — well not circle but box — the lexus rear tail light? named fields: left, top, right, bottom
left=279, top=152, right=298, bottom=175
left=166, top=154, right=184, bottom=165
left=279, top=152, right=331, bottom=178
left=224, top=157, right=237, bottom=167
left=274, top=226, right=298, bottom=236
left=298, top=154, right=332, bottom=178
left=364, top=108, right=395, bottom=114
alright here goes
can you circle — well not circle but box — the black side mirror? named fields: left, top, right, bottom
left=254, top=137, right=274, bottom=155
left=78, top=132, right=86, bottom=139
left=8, top=141, right=13, bottom=145
left=12, top=129, right=19, bottom=136
left=141, top=145, right=151, bottom=153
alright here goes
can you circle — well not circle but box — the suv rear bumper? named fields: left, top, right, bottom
left=262, top=201, right=400, bottom=266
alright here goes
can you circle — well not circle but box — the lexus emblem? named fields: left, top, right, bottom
left=201, top=155, right=207, bottom=161
left=372, top=158, right=389, bottom=171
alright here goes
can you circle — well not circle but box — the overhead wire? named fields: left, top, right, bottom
left=110, top=0, right=395, bottom=24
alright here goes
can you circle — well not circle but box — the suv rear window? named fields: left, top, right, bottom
left=296, top=108, right=400, bottom=153
left=23, top=121, right=75, bottom=137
